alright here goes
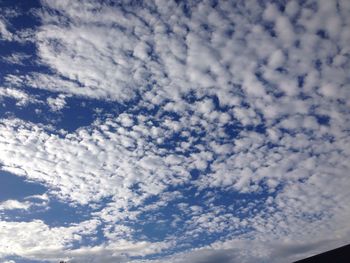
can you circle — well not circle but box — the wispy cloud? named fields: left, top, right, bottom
left=0, top=0, right=350, bottom=262
left=0, top=18, right=13, bottom=41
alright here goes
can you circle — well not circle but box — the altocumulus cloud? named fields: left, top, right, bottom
left=0, top=0, right=350, bottom=262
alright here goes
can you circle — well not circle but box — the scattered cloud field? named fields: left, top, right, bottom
left=0, top=0, right=350, bottom=262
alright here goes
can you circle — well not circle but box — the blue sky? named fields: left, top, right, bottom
left=0, top=0, right=350, bottom=262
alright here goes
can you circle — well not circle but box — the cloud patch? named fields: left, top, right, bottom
left=0, top=0, right=350, bottom=262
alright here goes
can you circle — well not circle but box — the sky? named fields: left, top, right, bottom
left=0, top=0, right=350, bottom=262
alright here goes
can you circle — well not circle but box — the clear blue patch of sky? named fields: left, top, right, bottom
left=58, top=97, right=123, bottom=132
left=0, top=171, right=46, bottom=201
left=33, top=199, right=93, bottom=226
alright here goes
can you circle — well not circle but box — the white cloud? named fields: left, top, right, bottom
left=0, top=18, right=13, bottom=41
left=0, top=197, right=48, bottom=213
left=0, top=87, right=37, bottom=106
left=0, top=219, right=97, bottom=258
left=0, top=116, right=192, bottom=207
left=2, top=53, right=31, bottom=65
left=268, top=49, right=285, bottom=69
left=0, top=200, right=31, bottom=211
left=0, top=217, right=170, bottom=262
left=47, top=94, right=67, bottom=111
left=1, top=0, right=350, bottom=262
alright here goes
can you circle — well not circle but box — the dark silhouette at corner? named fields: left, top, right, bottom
left=294, top=244, right=350, bottom=263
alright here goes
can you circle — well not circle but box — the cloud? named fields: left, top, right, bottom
left=0, top=195, right=49, bottom=212
left=0, top=18, right=13, bottom=41
left=0, top=219, right=99, bottom=259
left=0, top=116, right=193, bottom=207
left=0, top=219, right=170, bottom=263
left=0, top=0, right=350, bottom=262
left=0, top=216, right=171, bottom=262
left=0, top=87, right=38, bottom=106
left=0, top=200, right=32, bottom=211
left=2, top=53, right=32, bottom=65
left=47, top=94, right=67, bottom=111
